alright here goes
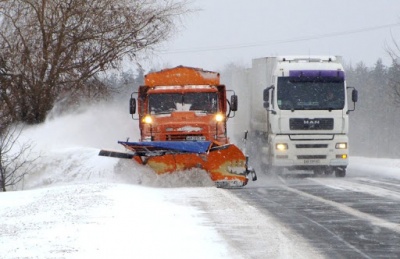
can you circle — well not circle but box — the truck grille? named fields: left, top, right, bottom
left=290, top=118, right=334, bottom=130
left=296, top=144, right=328, bottom=148
left=297, top=155, right=327, bottom=159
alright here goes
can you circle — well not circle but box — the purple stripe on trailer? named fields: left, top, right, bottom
left=289, top=70, right=345, bottom=78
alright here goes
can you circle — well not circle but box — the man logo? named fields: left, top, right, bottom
left=290, top=118, right=333, bottom=130
left=303, top=119, right=320, bottom=129
left=303, top=119, right=320, bottom=124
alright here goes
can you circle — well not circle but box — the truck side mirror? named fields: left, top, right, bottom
left=352, top=89, right=358, bottom=103
left=129, top=98, right=136, bottom=114
left=346, top=87, right=358, bottom=113
left=263, top=85, right=276, bottom=114
left=263, top=88, right=269, bottom=101
left=263, top=87, right=270, bottom=109
left=231, top=95, right=238, bottom=111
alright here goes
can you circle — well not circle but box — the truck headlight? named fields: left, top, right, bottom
left=335, top=143, right=347, bottom=149
left=143, top=115, right=153, bottom=124
left=276, top=143, right=288, bottom=151
left=215, top=113, right=224, bottom=122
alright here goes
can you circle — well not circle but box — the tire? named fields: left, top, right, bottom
left=313, top=167, right=324, bottom=176
left=335, top=167, right=346, bottom=177
left=324, top=166, right=334, bottom=176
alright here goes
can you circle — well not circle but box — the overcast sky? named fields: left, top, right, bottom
left=150, top=0, right=400, bottom=70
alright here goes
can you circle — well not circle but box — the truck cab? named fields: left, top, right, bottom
left=130, top=66, right=238, bottom=145
left=251, top=56, right=358, bottom=177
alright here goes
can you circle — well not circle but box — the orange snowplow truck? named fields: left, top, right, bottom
left=100, top=66, right=256, bottom=188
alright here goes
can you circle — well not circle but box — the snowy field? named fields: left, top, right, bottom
left=1, top=103, right=399, bottom=258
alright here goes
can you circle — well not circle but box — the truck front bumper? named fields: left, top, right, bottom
left=265, top=134, right=349, bottom=168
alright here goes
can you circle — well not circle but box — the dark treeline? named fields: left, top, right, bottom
left=347, top=59, right=400, bottom=158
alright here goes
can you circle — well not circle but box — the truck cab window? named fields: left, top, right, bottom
left=149, top=93, right=181, bottom=114
left=148, top=92, right=218, bottom=114
left=185, top=92, right=218, bottom=113
left=277, top=77, right=345, bottom=110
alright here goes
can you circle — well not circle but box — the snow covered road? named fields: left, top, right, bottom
left=2, top=150, right=400, bottom=258
left=0, top=140, right=326, bottom=259
left=0, top=168, right=321, bottom=258
left=230, top=160, right=400, bottom=258
left=0, top=182, right=233, bottom=258
left=1, top=103, right=400, bottom=258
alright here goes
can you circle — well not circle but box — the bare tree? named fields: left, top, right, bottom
left=0, top=125, right=37, bottom=192
left=0, top=0, right=190, bottom=124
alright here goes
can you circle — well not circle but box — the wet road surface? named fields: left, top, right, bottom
left=229, top=172, right=400, bottom=258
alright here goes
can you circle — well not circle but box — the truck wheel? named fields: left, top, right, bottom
left=324, top=167, right=334, bottom=176
left=313, top=167, right=324, bottom=176
left=335, top=167, right=346, bottom=177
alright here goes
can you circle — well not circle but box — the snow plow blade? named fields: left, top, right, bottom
left=98, top=150, right=135, bottom=159
left=99, top=141, right=256, bottom=188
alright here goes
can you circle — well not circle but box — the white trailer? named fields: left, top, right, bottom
left=246, top=56, right=358, bottom=177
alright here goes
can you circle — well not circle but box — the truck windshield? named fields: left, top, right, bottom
left=149, top=92, right=218, bottom=114
left=277, top=77, right=345, bottom=110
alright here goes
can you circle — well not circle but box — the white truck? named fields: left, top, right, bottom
left=244, top=56, right=358, bottom=177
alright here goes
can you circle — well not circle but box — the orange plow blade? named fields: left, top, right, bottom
left=100, top=141, right=256, bottom=188
left=143, top=144, right=253, bottom=188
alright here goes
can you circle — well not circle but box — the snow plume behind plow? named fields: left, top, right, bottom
left=16, top=101, right=213, bottom=190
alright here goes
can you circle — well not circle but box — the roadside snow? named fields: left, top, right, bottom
left=1, top=183, right=233, bottom=259
left=348, top=157, right=400, bottom=178
left=1, top=142, right=322, bottom=259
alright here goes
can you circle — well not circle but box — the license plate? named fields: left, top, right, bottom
left=186, top=136, right=205, bottom=141
left=304, top=159, right=320, bottom=165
